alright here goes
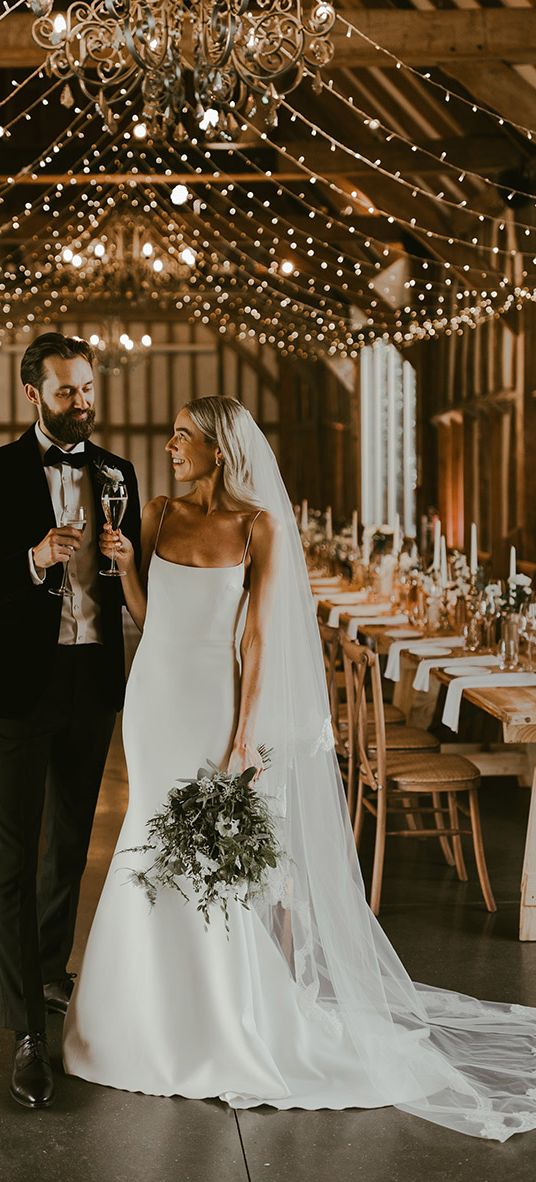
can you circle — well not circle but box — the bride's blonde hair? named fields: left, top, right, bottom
left=183, top=396, right=262, bottom=510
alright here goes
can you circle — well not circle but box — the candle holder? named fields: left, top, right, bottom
left=426, top=572, right=443, bottom=634
left=439, top=586, right=451, bottom=633
left=464, top=573, right=481, bottom=652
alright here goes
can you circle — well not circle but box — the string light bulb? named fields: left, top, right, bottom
left=171, top=184, right=189, bottom=206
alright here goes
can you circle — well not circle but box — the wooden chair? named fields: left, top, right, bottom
left=341, top=634, right=496, bottom=917
left=318, top=620, right=404, bottom=754
left=318, top=621, right=440, bottom=822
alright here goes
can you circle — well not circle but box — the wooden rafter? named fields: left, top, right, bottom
left=2, top=10, right=536, bottom=69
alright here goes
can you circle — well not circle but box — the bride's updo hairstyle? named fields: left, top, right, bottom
left=183, top=395, right=262, bottom=511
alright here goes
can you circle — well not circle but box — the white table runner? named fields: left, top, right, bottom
left=344, top=613, right=409, bottom=640
left=413, top=654, right=501, bottom=694
left=442, top=673, right=536, bottom=733
left=385, top=636, right=465, bottom=683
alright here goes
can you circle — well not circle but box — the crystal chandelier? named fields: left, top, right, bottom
left=89, top=318, right=152, bottom=374
left=28, top=0, right=336, bottom=138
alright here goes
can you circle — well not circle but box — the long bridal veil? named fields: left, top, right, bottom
left=243, top=409, right=536, bottom=1142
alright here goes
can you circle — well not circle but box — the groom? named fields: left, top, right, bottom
left=0, top=332, right=140, bottom=1109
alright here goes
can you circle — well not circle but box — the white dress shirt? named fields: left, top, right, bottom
left=29, top=422, right=103, bottom=645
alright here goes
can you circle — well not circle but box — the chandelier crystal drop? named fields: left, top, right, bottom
left=29, top=0, right=336, bottom=138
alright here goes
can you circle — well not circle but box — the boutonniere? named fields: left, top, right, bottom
left=93, top=459, right=125, bottom=490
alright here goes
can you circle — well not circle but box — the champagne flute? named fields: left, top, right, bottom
left=522, top=599, right=536, bottom=672
left=100, top=479, right=128, bottom=577
left=49, top=506, right=87, bottom=598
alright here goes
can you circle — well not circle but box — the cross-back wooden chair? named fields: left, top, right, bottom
left=317, top=618, right=440, bottom=820
left=317, top=618, right=407, bottom=772
left=341, top=634, right=496, bottom=917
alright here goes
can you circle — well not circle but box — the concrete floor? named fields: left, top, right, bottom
left=2, top=726, right=536, bottom=1181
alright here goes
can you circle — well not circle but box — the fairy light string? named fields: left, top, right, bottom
left=335, top=13, right=536, bottom=141
left=291, top=71, right=536, bottom=207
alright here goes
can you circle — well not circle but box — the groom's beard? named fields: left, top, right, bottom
left=40, top=399, right=96, bottom=445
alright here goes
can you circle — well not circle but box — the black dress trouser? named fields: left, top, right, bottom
left=0, top=644, right=116, bottom=1033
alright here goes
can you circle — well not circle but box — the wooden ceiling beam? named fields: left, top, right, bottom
left=442, top=62, right=536, bottom=135
left=2, top=10, right=536, bottom=69
left=211, top=135, right=524, bottom=178
left=330, top=10, right=536, bottom=68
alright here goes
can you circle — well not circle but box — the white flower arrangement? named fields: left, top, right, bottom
left=504, top=572, right=532, bottom=613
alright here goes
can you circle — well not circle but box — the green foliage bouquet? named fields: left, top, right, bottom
left=122, top=747, right=281, bottom=928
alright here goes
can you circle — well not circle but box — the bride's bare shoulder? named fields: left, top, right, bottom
left=142, top=495, right=168, bottom=523
left=250, top=509, right=281, bottom=549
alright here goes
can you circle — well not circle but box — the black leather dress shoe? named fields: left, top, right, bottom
left=10, top=1033, right=55, bottom=1109
left=43, top=973, right=76, bottom=1015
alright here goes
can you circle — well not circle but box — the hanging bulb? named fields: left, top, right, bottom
left=51, top=12, right=67, bottom=43
left=311, top=71, right=323, bottom=96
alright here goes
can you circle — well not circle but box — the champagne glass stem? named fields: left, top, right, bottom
left=59, top=562, right=69, bottom=594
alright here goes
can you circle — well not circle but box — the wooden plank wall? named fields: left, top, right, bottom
left=414, top=302, right=535, bottom=574
left=0, top=319, right=358, bottom=519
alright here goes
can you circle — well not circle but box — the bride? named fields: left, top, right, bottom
left=64, top=396, right=536, bottom=1142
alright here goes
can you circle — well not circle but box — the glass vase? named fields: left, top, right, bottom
left=498, top=614, right=520, bottom=671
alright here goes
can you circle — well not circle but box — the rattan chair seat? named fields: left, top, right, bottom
left=339, top=702, right=406, bottom=729
left=386, top=753, right=480, bottom=790
left=368, top=726, right=439, bottom=753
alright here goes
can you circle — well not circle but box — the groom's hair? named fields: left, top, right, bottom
left=20, top=332, right=94, bottom=392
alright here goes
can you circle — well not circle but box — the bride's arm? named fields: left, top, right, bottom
left=228, top=511, right=281, bottom=774
left=99, top=497, right=165, bottom=632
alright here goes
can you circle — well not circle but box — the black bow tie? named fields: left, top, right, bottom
left=43, top=445, right=87, bottom=469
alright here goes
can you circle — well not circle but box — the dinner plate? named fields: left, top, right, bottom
left=388, top=629, right=424, bottom=639
left=442, top=665, right=495, bottom=678
left=409, top=645, right=452, bottom=657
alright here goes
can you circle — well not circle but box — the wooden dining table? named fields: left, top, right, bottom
left=352, top=620, right=536, bottom=941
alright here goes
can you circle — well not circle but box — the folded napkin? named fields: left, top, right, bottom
left=323, top=591, right=370, bottom=606
left=442, top=673, right=536, bottom=733
left=344, top=613, right=409, bottom=640
left=325, top=602, right=390, bottom=627
left=385, top=635, right=465, bottom=683
left=413, top=654, right=500, bottom=694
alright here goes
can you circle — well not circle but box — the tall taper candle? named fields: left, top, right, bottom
left=351, top=509, right=358, bottom=550
left=393, top=513, right=400, bottom=556
left=363, top=528, right=371, bottom=567
left=440, top=536, right=448, bottom=588
left=509, top=545, right=516, bottom=581
left=470, top=522, right=478, bottom=575
left=325, top=506, right=333, bottom=541
left=433, top=518, right=441, bottom=571
left=300, top=499, right=308, bottom=531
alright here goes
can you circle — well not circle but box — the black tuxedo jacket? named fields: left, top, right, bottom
left=0, top=427, right=141, bottom=718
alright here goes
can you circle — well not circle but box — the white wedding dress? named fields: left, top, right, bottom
left=64, top=451, right=536, bottom=1141
left=64, top=538, right=386, bottom=1106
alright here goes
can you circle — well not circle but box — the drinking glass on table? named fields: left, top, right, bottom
left=99, top=479, right=128, bottom=577
left=48, top=506, right=86, bottom=598
left=521, top=599, right=536, bottom=672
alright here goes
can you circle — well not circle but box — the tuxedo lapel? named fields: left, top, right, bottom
left=85, top=442, right=106, bottom=534
left=16, top=426, right=56, bottom=540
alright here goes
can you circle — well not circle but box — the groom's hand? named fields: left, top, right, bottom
left=32, top=527, right=82, bottom=570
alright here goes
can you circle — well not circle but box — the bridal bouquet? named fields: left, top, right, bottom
left=123, top=747, right=281, bottom=928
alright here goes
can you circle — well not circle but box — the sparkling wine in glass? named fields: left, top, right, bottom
left=100, top=480, right=128, bottom=577
left=49, top=506, right=87, bottom=598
